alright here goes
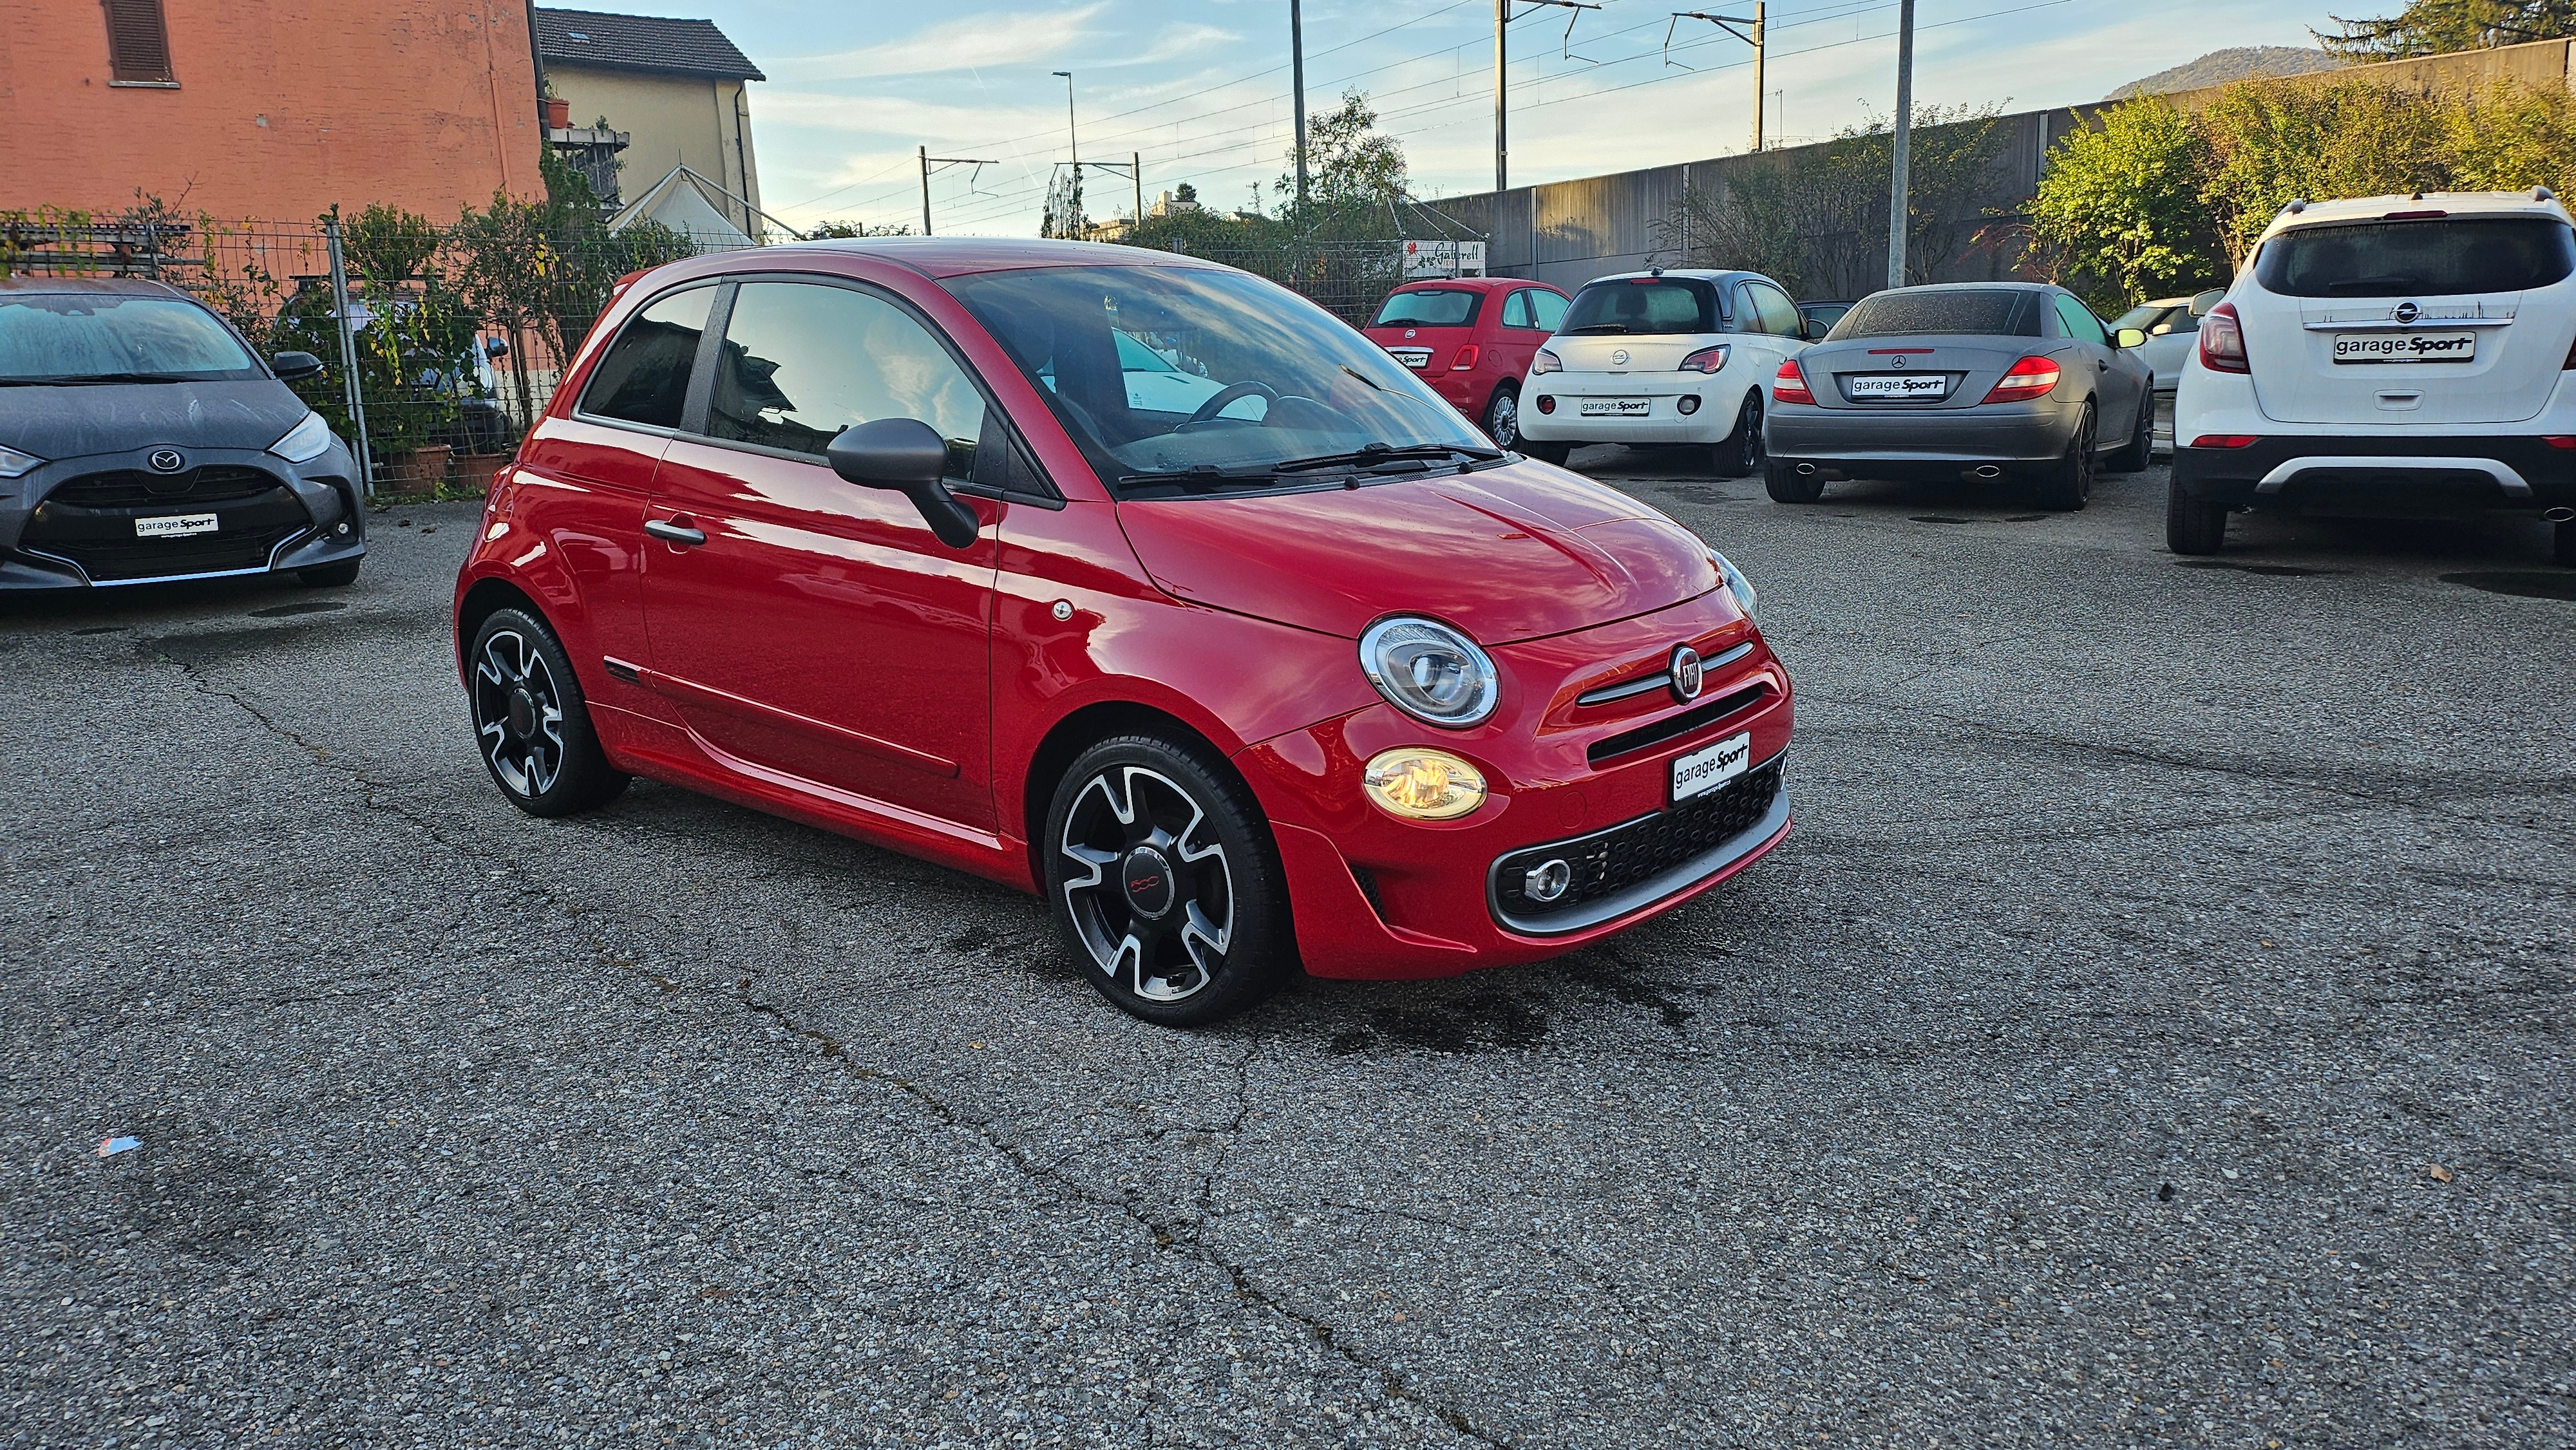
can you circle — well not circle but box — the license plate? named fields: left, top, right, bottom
left=1848, top=373, right=1949, bottom=400
left=1577, top=398, right=1650, bottom=417
left=1672, top=731, right=1752, bottom=803
left=1387, top=347, right=1432, bottom=369
left=2333, top=330, right=2476, bottom=364
left=135, top=513, right=218, bottom=539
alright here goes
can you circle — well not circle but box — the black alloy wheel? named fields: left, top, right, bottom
left=2105, top=386, right=2154, bottom=474
left=1713, top=390, right=1764, bottom=478
left=1045, top=733, right=1289, bottom=1026
left=2034, top=401, right=2095, bottom=511
left=1483, top=384, right=1522, bottom=449
left=1763, top=457, right=1825, bottom=504
left=2166, top=478, right=2228, bottom=554
left=468, top=607, right=629, bottom=816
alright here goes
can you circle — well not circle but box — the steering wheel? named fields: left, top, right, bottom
left=1184, top=379, right=1278, bottom=427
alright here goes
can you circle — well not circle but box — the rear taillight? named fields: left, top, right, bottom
left=1532, top=348, right=1562, bottom=375
left=1679, top=344, right=1730, bottom=374
left=1982, top=355, right=2062, bottom=404
left=1771, top=359, right=1813, bottom=405
left=2545, top=435, right=2576, bottom=449
left=2199, top=302, right=2249, bottom=374
left=1535, top=395, right=1556, bottom=414
left=2190, top=435, right=2261, bottom=449
left=1450, top=344, right=1481, bottom=372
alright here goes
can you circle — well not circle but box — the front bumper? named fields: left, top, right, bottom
left=1233, top=592, right=1794, bottom=980
left=1519, top=367, right=1754, bottom=446
left=1765, top=397, right=2084, bottom=478
left=0, top=441, right=365, bottom=589
left=2172, top=434, right=2576, bottom=514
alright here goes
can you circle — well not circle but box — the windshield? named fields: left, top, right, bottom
left=0, top=293, right=262, bottom=381
left=2110, top=303, right=2176, bottom=332
left=1370, top=288, right=1480, bottom=328
left=2255, top=216, right=2576, bottom=297
left=942, top=263, right=1489, bottom=490
left=1560, top=278, right=1720, bottom=335
left=1830, top=288, right=2042, bottom=339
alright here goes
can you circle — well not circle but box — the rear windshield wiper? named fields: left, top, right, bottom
left=1563, top=323, right=1630, bottom=334
left=1270, top=442, right=1504, bottom=475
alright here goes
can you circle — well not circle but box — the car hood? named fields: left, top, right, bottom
left=1114, top=462, right=1719, bottom=644
left=0, top=380, right=307, bottom=460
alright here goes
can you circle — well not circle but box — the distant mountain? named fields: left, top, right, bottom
left=2108, top=47, right=2342, bottom=100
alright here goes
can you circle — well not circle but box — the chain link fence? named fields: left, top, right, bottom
left=1151, top=238, right=1420, bottom=326
left=1, top=211, right=750, bottom=496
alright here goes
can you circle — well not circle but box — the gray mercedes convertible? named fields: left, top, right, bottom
left=1761, top=282, right=2155, bottom=511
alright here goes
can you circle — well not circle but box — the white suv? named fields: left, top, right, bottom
left=2170, top=189, right=2576, bottom=563
left=1516, top=268, right=1810, bottom=478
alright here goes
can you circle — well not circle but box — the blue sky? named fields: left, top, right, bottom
left=627, top=0, right=2327, bottom=235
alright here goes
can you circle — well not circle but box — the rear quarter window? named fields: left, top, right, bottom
left=1831, top=290, right=2042, bottom=339
left=1372, top=289, right=1480, bottom=328
left=2255, top=216, right=2576, bottom=297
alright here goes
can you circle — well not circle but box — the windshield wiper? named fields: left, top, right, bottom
left=1117, top=462, right=1282, bottom=494
left=4, top=372, right=190, bottom=386
left=1564, top=323, right=1630, bottom=334
left=1270, top=442, right=1504, bottom=475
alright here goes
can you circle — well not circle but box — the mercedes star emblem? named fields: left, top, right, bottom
left=1890, top=355, right=1908, bottom=369
left=2394, top=300, right=2420, bottom=324
left=1669, top=644, right=1704, bottom=703
left=147, top=449, right=185, bottom=473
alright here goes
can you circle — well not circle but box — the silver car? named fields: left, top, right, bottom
left=1762, top=283, right=2155, bottom=511
left=2111, top=288, right=2224, bottom=454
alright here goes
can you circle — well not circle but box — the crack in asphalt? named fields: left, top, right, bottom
left=149, top=637, right=1509, bottom=1449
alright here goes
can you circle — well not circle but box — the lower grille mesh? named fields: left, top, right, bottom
left=1492, top=757, right=1783, bottom=926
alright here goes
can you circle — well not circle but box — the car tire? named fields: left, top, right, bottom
left=467, top=607, right=630, bottom=818
left=2032, top=401, right=2095, bottom=511
left=1522, top=440, right=1572, bottom=466
left=2556, top=518, right=2576, bottom=567
left=2105, top=387, right=2154, bottom=474
left=1482, top=384, right=1522, bottom=450
left=2166, top=478, right=2228, bottom=554
left=295, top=560, right=362, bottom=588
left=1713, top=390, right=1763, bottom=478
left=1764, top=458, right=1824, bottom=504
left=1043, top=733, right=1291, bottom=1028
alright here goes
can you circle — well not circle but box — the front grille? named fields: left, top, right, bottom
left=1492, top=757, right=1783, bottom=928
left=1587, top=683, right=1769, bottom=767
left=46, top=466, right=289, bottom=508
left=28, top=529, right=304, bottom=581
left=19, top=478, right=311, bottom=583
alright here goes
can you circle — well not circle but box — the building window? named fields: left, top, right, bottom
left=102, top=0, right=175, bottom=86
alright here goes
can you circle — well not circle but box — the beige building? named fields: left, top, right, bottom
left=534, top=7, right=766, bottom=241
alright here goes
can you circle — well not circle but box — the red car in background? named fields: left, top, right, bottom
left=1363, top=277, right=1570, bottom=450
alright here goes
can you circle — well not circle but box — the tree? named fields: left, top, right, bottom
left=2316, top=0, right=2576, bottom=60
left=1173, top=182, right=1198, bottom=205
left=2027, top=99, right=2225, bottom=311
left=1276, top=90, right=1408, bottom=226
left=804, top=220, right=913, bottom=238
left=2195, top=77, right=2450, bottom=261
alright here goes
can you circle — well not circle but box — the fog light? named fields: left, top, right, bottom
left=1535, top=395, right=1555, bottom=415
left=335, top=521, right=351, bottom=534
left=1676, top=394, right=1701, bottom=416
left=1523, top=858, right=1571, bottom=903
left=1361, top=748, right=1488, bottom=822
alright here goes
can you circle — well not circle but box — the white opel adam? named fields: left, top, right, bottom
left=2171, top=188, right=2576, bottom=563
left=1515, top=268, right=1811, bottom=477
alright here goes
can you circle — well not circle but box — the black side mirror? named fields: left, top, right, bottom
left=271, top=350, right=325, bottom=382
left=826, top=418, right=981, bottom=549
left=1801, top=319, right=1826, bottom=342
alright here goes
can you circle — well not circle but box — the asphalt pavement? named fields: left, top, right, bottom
left=4, top=454, right=2571, bottom=1448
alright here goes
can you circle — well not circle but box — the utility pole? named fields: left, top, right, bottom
left=920, top=146, right=932, bottom=235
left=1749, top=2, right=1765, bottom=152
left=1133, top=150, right=1144, bottom=228
left=1665, top=10, right=1765, bottom=154
left=1887, top=0, right=1915, bottom=290
left=1291, top=0, right=1309, bottom=214
left=1498, top=1, right=1601, bottom=193
left=918, top=149, right=999, bottom=236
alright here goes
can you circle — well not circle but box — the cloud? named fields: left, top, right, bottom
left=779, top=4, right=1107, bottom=80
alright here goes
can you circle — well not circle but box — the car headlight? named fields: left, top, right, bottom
left=1362, top=748, right=1488, bottom=821
left=268, top=410, right=336, bottom=464
left=1359, top=616, right=1500, bottom=729
left=1710, top=549, right=1757, bottom=620
left=1531, top=348, right=1562, bottom=375
left=0, top=444, right=44, bottom=478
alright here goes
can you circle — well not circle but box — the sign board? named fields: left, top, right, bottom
left=1401, top=240, right=1488, bottom=279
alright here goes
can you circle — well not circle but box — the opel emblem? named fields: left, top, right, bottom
left=1404, top=328, right=1417, bottom=339
left=1611, top=348, right=1630, bottom=366
left=1669, top=644, right=1703, bottom=703
left=147, top=449, right=185, bottom=473
left=2394, top=300, right=2420, bottom=324
left=1890, top=355, right=1907, bottom=369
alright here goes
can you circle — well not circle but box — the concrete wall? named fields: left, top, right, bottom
left=1432, top=38, right=2576, bottom=296
left=0, top=0, right=542, bottom=220
left=545, top=67, right=762, bottom=235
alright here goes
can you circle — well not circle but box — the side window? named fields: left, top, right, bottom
left=1501, top=290, right=1533, bottom=330
left=708, top=281, right=987, bottom=480
left=1751, top=283, right=1802, bottom=337
left=2053, top=295, right=2108, bottom=346
left=1526, top=288, right=1567, bottom=332
left=578, top=285, right=713, bottom=429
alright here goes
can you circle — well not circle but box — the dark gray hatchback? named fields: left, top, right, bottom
left=1, top=276, right=366, bottom=590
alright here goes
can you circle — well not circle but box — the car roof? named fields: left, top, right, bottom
left=1578, top=268, right=1768, bottom=287
left=2259, top=189, right=2573, bottom=242
left=0, top=274, right=193, bottom=299
left=745, top=236, right=1235, bottom=281
left=1390, top=276, right=1539, bottom=292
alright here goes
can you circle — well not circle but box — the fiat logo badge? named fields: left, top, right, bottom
left=147, top=449, right=185, bottom=473
left=1669, top=644, right=1703, bottom=703
left=2394, top=300, right=2420, bottom=324
left=1611, top=348, right=1631, bottom=366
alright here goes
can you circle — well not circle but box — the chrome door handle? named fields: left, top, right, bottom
left=645, top=519, right=706, bottom=546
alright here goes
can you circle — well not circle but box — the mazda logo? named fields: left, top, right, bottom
left=2394, top=300, right=2420, bottom=324
left=147, top=449, right=185, bottom=473
left=1669, top=644, right=1703, bottom=703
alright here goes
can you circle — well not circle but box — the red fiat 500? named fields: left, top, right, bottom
left=1363, top=277, right=1569, bottom=451
left=453, top=240, right=1791, bottom=1024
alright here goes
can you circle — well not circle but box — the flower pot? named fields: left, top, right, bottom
left=456, top=451, right=509, bottom=494
left=542, top=97, right=571, bottom=130
left=393, top=443, right=455, bottom=489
